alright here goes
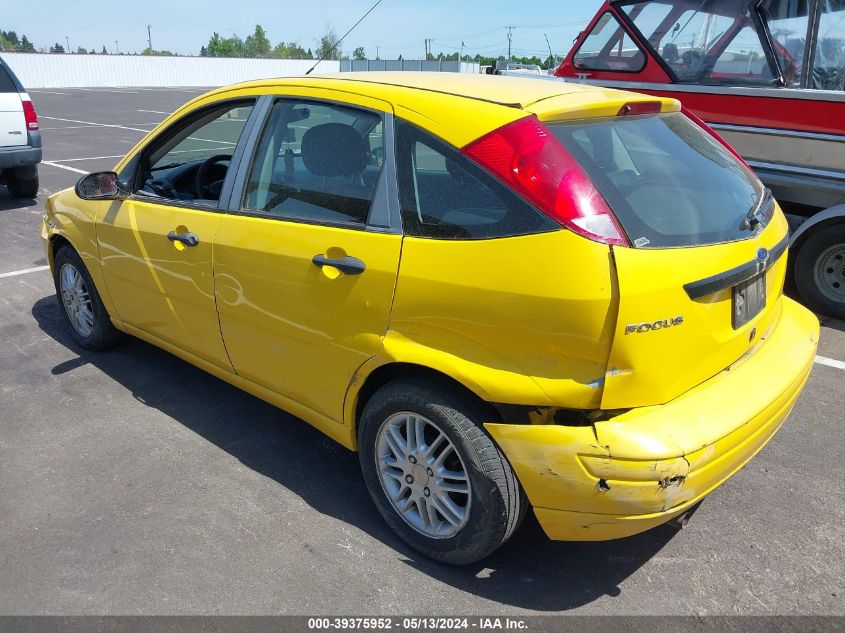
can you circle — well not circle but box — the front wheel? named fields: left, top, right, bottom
left=358, top=378, right=526, bottom=565
left=794, top=224, right=845, bottom=320
left=53, top=246, right=123, bottom=350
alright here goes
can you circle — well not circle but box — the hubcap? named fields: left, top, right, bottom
left=814, top=245, right=845, bottom=303
left=375, top=412, right=471, bottom=539
left=59, top=263, right=94, bottom=337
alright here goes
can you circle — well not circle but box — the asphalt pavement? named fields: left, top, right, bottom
left=0, top=87, right=843, bottom=616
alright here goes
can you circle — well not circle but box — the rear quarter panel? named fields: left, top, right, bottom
left=381, top=230, right=618, bottom=408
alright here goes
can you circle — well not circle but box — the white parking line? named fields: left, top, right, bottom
left=815, top=355, right=845, bottom=370
left=29, top=90, right=69, bottom=95
left=0, top=265, right=50, bottom=279
left=138, top=109, right=171, bottom=115
left=39, top=116, right=150, bottom=133
left=42, top=161, right=88, bottom=174
left=52, top=154, right=126, bottom=162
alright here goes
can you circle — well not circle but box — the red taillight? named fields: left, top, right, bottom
left=22, top=99, right=39, bottom=131
left=617, top=101, right=662, bottom=116
left=681, top=106, right=750, bottom=170
left=462, top=116, right=628, bottom=246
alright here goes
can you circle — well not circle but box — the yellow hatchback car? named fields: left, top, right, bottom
left=42, top=73, right=819, bottom=564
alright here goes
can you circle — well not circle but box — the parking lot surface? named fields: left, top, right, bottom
left=0, top=88, right=843, bottom=616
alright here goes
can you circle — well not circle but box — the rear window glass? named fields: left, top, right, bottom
left=0, top=65, right=18, bottom=93
left=549, top=112, right=764, bottom=248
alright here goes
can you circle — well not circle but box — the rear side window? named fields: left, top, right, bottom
left=244, top=99, right=385, bottom=226
left=549, top=112, right=764, bottom=248
left=0, top=64, right=18, bottom=93
left=573, top=12, right=647, bottom=72
left=395, top=119, right=557, bottom=240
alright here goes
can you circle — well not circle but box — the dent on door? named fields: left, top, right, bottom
left=95, top=198, right=232, bottom=369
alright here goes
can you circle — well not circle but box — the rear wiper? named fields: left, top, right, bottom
left=741, top=187, right=774, bottom=232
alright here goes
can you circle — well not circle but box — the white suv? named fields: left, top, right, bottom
left=0, top=58, right=40, bottom=198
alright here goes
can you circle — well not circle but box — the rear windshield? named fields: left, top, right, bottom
left=549, top=112, right=763, bottom=248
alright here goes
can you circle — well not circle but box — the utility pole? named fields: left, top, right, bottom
left=115, top=40, right=119, bottom=54
left=66, top=36, right=70, bottom=54
left=506, top=26, right=513, bottom=60
left=147, top=25, right=152, bottom=52
left=376, top=45, right=379, bottom=60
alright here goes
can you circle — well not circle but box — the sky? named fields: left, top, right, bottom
left=2, top=0, right=604, bottom=59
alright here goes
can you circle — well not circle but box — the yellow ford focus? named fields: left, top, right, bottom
left=41, top=73, right=819, bottom=564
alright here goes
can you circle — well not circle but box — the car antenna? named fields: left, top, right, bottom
left=305, top=0, right=385, bottom=75
left=544, top=33, right=555, bottom=70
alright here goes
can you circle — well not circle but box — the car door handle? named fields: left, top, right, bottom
left=167, top=231, right=200, bottom=247
left=312, top=254, right=366, bottom=275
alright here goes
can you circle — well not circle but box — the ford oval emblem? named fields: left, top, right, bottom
left=756, top=248, right=769, bottom=263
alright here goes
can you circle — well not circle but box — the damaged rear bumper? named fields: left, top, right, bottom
left=485, top=297, right=819, bottom=541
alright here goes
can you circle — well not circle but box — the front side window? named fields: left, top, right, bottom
left=395, top=120, right=557, bottom=240
left=139, top=101, right=254, bottom=204
left=815, top=0, right=845, bottom=90
left=573, top=12, right=647, bottom=72
left=243, top=99, right=384, bottom=226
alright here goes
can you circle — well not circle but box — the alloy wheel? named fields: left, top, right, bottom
left=375, top=412, right=472, bottom=539
left=59, top=262, right=95, bottom=338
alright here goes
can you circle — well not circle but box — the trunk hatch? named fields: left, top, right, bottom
left=602, top=218, right=789, bottom=409
left=543, top=107, right=792, bottom=409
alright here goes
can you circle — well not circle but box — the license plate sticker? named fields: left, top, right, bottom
left=732, top=273, right=766, bottom=329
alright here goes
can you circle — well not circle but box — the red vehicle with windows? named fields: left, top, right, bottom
left=556, top=0, right=845, bottom=319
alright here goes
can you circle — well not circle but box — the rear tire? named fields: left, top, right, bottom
left=7, top=173, right=38, bottom=198
left=358, top=378, right=526, bottom=565
left=793, top=224, right=845, bottom=320
left=53, top=246, right=122, bottom=351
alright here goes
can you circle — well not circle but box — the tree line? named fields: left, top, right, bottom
left=2, top=23, right=559, bottom=68
left=0, top=31, right=36, bottom=52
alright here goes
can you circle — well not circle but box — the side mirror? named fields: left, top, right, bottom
left=75, top=171, right=129, bottom=201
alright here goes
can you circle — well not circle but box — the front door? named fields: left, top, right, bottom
left=96, top=100, right=256, bottom=369
left=214, top=96, right=401, bottom=423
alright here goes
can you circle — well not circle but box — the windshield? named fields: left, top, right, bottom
left=619, top=0, right=777, bottom=85
left=549, top=112, right=764, bottom=248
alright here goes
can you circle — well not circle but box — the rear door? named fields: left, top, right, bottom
left=0, top=63, right=25, bottom=148
left=214, top=94, right=402, bottom=423
left=548, top=109, right=790, bottom=409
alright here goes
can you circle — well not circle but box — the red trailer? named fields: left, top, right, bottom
left=555, top=0, right=845, bottom=318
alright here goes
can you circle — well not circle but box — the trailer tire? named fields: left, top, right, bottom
left=793, top=223, right=845, bottom=320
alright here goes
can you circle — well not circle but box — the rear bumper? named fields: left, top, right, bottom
left=485, top=296, right=819, bottom=541
left=0, top=145, right=41, bottom=170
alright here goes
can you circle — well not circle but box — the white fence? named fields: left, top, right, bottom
left=0, top=53, right=341, bottom=88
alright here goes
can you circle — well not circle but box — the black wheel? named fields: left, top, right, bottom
left=358, top=378, right=526, bottom=565
left=53, top=246, right=122, bottom=350
left=7, top=173, right=38, bottom=198
left=793, top=224, right=845, bottom=320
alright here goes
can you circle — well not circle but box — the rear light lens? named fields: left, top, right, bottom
left=462, top=116, right=628, bottom=246
left=681, top=106, right=750, bottom=170
left=22, top=99, right=39, bottom=131
left=617, top=101, right=662, bottom=116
